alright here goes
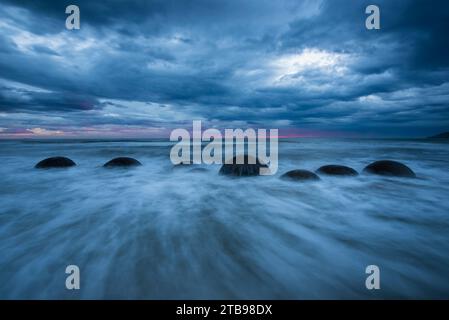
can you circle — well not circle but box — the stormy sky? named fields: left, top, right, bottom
left=0, top=0, right=448, bottom=138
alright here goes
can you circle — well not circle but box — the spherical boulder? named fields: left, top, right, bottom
left=316, top=165, right=358, bottom=176
left=35, top=156, right=76, bottom=169
left=219, top=155, right=268, bottom=177
left=103, top=157, right=141, bottom=167
left=281, top=169, right=320, bottom=181
left=363, top=160, right=416, bottom=178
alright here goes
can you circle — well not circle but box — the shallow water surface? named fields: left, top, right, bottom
left=0, top=139, right=448, bottom=299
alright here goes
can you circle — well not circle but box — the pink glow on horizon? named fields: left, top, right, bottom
left=0, top=126, right=360, bottom=139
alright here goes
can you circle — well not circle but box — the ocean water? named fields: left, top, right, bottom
left=0, top=138, right=448, bottom=299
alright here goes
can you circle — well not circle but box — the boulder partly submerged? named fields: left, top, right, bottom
left=316, top=165, right=358, bottom=176
left=363, top=160, right=416, bottom=178
left=281, top=169, right=320, bottom=181
left=35, top=156, right=76, bottom=169
left=219, top=155, right=268, bottom=177
left=103, top=157, right=142, bottom=167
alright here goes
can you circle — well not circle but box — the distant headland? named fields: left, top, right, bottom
left=427, top=132, right=449, bottom=139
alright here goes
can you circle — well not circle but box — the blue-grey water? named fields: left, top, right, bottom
left=0, top=138, right=448, bottom=299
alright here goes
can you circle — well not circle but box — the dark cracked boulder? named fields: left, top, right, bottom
left=363, top=160, right=416, bottom=178
left=281, top=169, right=320, bottom=181
left=35, top=156, right=76, bottom=169
left=103, top=157, right=142, bottom=167
left=219, top=155, right=269, bottom=177
left=316, top=165, right=358, bottom=176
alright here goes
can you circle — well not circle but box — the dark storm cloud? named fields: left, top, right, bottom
left=0, top=80, right=99, bottom=112
left=283, top=0, right=449, bottom=83
left=0, top=0, right=448, bottom=137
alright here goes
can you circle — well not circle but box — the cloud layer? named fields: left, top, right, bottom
left=0, top=0, right=448, bottom=138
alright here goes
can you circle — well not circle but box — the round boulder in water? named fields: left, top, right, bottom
left=316, top=165, right=358, bottom=176
left=103, top=157, right=141, bottom=167
left=363, top=160, right=416, bottom=178
left=281, top=169, right=320, bottom=181
left=35, top=156, right=76, bottom=169
left=219, top=155, right=268, bottom=177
